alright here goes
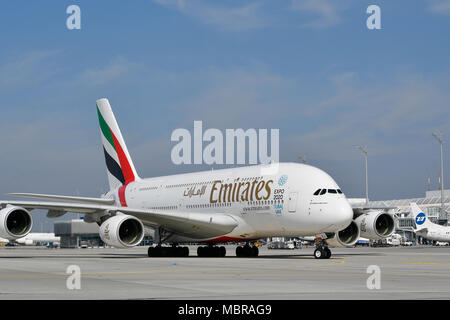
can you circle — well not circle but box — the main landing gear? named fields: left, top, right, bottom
left=236, top=244, right=259, bottom=257
left=148, top=243, right=260, bottom=258
left=148, top=245, right=189, bottom=257
left=314, top=239, right=331, bottom=259
left=197, top=245, right=226, bottom=257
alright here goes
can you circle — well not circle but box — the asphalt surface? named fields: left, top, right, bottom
left=0, top=245, right=449, bottom=300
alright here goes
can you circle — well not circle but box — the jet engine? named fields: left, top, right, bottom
left=354, top=210, right=395, bottom=239
left=326, top=221, right=360, bottom=248
left=99, top=214, right=144, bottom=248
left=0, top=206, right=33, bottom=240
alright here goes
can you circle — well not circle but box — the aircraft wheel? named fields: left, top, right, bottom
left=243, top=245, right=252, bottom=257
left=314, top=248, right=324, bottom=259
left=175, top=246, right=184, bottom=257
left=236, top=246, right=243, bottom=257
left=219, top=246, right=226, bottom=257
left=324, top=248, right=331, bottom=259
left=161, top=246, right=169, bottom=257
left=154, top=246, right=163, bottom=257
left=251, top=246, right=259, bottom=257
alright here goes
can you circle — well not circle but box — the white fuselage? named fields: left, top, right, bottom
left=416, top=224, right=450, bottom=243
left=0, top=233, right=60, bottom=246
left=109, top=163, right=354, bottom=242
left=15, top=233, right=60, bottom=245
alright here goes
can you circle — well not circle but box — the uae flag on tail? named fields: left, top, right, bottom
left=96, top=98, right=139, bottom=193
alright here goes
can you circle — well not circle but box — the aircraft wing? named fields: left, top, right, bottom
left=414, top=227, right=428, bottom=234
left=7, top=193, right=115, bottom=205
left=348, top=199, right=397, bottom=217
left=351, top=205, right=396, bottom=210
left=347, top=198, right=396, bottom=210
left=0, top=200, right=239, bottom=239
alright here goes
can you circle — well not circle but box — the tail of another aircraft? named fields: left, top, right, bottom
left=410, top=203, right=431, bottom=230
left=96, top=98, right=140, bottom=191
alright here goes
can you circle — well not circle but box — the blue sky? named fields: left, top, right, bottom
left=1, top=1, right=450, bottom=231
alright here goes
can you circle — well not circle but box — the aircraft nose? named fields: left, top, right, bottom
left=334, top=198, right=354, bottom=228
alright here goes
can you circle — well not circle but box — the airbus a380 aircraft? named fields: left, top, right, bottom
left=0, top=99, right=395, bottom=259
left=411, top=203, right=450, bottom=243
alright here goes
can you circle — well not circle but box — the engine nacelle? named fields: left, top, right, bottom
left=326, top=221, right=360, bottom=248
left=99, top=214, right=144, bottom=248
left=354, top=210, right=395, bottom=240
left=0, top=206, right=33, bottom=240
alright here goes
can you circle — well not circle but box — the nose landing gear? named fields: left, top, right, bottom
left=313, top=247, right=331, bottom=259
left=314, top=239, right=331, bottom=259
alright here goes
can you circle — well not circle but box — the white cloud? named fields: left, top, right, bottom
left=154, top=0, right=356, bottom=30
left=2, top=49, right=448, bottom=202
left=154, top=0, right=267, bottom=31
left=168, top=66, right=298, bottom=129
left=0, top=118, right=106, bottom=195
left=78, top=57, right=137, bottom=86
left=290, top=0, right=344, bottom=28
left=283, top=72, right=450, bottom=162
left=0, top=50, right=59, bottom=89
left=429, top=0, right=450, bottom=14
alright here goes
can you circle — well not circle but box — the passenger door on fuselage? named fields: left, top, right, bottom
left=288, top=192, right=298, bottom=213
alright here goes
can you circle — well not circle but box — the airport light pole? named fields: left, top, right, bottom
left=432, top=131, right=446, bottom=224
left=356, top=145, right=369, bottom=205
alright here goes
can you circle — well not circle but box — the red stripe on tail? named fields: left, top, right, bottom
left=118, top=184, right=128, bottom=207
left=110, top=130, right=135, bottom=207
left=110, top=130, right=135, bottom=184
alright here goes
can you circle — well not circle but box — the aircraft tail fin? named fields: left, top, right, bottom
left=96, top=98, right=140, bottom=191
left=410, top=202, right=431, bottom=230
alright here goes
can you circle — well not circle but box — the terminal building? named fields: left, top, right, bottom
left=54, top=219, right=102, bottom=248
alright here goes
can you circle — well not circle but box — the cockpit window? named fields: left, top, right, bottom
left=315, top=188, right=342, bottom=195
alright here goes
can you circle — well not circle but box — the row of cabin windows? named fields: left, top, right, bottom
left=140, top=187, right=158, bottom=191
left=313, top=188, right=343, bottom=196
left=150, top=205, right=177, bottom=210
left=187, top=203, right=231, bottom=209
left=167, top=182, right=214, bottom=188
left=186, top=199, right=284, bottom=209
left=249, top=200, right=283, bottom=205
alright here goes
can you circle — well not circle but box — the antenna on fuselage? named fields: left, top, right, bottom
left=298, top=155, right=307, bottom=164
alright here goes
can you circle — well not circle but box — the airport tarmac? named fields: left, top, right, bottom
left=0, top=245, right=449, bottom=300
